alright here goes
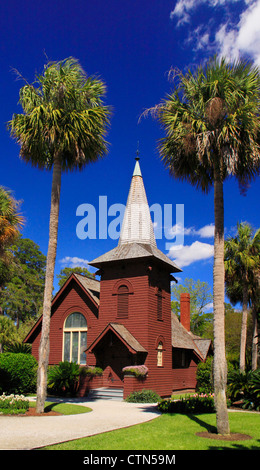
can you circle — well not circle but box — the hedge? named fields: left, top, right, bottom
left=158, top=394, right=215, bottom=414
left=0, top=353, right=37, bottom=394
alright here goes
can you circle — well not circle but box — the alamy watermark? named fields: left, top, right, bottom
left=76, top=196, right=185, bottom=251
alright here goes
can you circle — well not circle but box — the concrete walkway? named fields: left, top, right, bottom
left=0, top=397, right=161, bottom=450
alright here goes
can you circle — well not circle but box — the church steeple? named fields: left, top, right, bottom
left=89, top=156, right=181, bottom=274
left=118, top=157, right=156, bottom=247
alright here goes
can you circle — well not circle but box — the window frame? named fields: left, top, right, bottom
left=157, top=341, right=164, bottom=367
left=63, top=312, right=88, bottom=365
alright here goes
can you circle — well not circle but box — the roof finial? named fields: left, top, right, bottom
left=135, top=141, right=140, bottom=161
left=133, top=142, right=142, bottom=177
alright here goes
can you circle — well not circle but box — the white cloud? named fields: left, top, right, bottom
left=59, top=256, right=90, bottom=268
left=171, top=0, right=260, bottom=66
left=196, top=223, right=215, bottom=238
left=168, top=222, right=193, bottom=237
left=216, top=0, right=260, bottom=66
left=170, top=0, right=240, bottom=26
left=168, top=241, right=214, bottom=267
left=168, top=223, right=215, bottom=239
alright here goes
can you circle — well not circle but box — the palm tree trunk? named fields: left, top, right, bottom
left=251, top=306, right=258, bottom=370
left=36, top=155, right=61, bottom=413
left=240, top=280, right=248, bottom=372
left=213, top=179, right=230, bottom=435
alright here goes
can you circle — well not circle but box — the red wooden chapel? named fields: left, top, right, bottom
left=25, top=158, right=211, bottom=398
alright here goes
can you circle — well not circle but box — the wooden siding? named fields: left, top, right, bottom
left=28, top=263, right=202, bottom=397
left=31, top=279, right=99, bottom=365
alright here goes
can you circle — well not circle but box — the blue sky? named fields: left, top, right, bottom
left=1, top=0, right=260, bottom=297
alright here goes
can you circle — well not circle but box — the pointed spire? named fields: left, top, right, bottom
left=89, top=153, right=182, bottom=273
left=119, top=156, right=156, bottom=247
left=133, top=156, right=142, bottom=177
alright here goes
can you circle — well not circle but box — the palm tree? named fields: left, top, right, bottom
left=8, top=57, right=111, bottom=413
left=225, top=222, right=260, bottom=371
left=0, top=186, right=23, bottom=259
left=146, top=57, right=260, bottom=435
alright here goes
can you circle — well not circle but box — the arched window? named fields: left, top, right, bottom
left=63, top=312, right=88, bottom=364
left=157, top=341, right=163, bottom=367
left=117, top=285, right=129, bottom=318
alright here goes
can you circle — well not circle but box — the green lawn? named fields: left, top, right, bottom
left=43, top=411, right=260, bottom=450
left=29, top=401, right=92, bottom=415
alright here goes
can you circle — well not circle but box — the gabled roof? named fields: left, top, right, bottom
left=24, top=273, right=100, bottom=344
left=171, top=313, right=211, bottom=361
left=87, top=322, right=147, bottom=354
left=89, top=158, right=182, bottom=274
left=73, top=273, right=100, bottom=305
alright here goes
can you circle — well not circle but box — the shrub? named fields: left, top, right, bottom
left=122, top=365, right=148, bottom=378
left=47, top=361, right=83, bottom=396
left=125, top=389, right=160, bottom=403
left=242, top=369, right=260, bottom=411
left=0, top=353, right=37, bottom=394
left=158, top=394, right=215, bottom=414
left=0, top=393, right=29, bottom=415
left=4, top=341, right=32, bottom=354
left=196, top=357, right=213, bottom=394
left=227, top=369, right=253, bottom=402
left=83, top=366, right=103, bottom=377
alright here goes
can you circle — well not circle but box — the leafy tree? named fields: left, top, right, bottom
left=0, top=237, right=46, bottom=327
left=57, top=266, right=95, bottom=288
left=147, top=56, right=260, bottom=434
left=8, top=57, right=111, bottom=413
left=0, top=316, right=16, bottom=353
left=225, top=222, right=260, bottom=371
left=171, top=277, right=213, bottom=335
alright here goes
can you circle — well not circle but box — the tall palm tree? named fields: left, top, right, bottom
left=225, top=222, right=260, bottom=371
left=8, top=57, right=111, bottom=413
left=146, top=57, right=260, bottom=435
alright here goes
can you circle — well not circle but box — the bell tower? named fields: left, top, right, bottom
left=88, top=157, right=181, bottom=395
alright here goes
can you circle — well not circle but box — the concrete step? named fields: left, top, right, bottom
left=89, top=387, right=124, bottom=401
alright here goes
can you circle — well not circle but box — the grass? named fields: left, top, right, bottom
left=43, top=411, right=260, bottom=450
left=29, top=401, right=92, bottom=415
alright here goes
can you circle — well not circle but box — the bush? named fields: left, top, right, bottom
left=0, top=393, right=29, bottom=415
left=83, top=366, right=103, bottom=377
left=227, top=368, right=260, bottom=410
left=4, top=341, right=32, bottom=354
left=47, top=361, right=83, bottom=396
left=158, top=394, right=215, bottom=414
left=122, top=365, right=148, bottom=378
left=227, top=369, right=252, bottom=401
left=196, top=357, right=213, bottom=394
left=125, top=389, right=160, bottom=403
left=244, top=369, right=260, bottom=411
left=0, top=353, right=37, bottom=394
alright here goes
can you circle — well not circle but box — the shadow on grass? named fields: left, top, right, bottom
left=187, top=414, right=260, bottom=450
left=44, top=402, right=60, bottom=413
left=208, top=441, right=260, bottom=450
left=187, top=414, right=217, bottom=433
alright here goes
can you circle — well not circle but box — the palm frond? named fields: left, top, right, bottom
left=8, top=57, right=111, bottom=172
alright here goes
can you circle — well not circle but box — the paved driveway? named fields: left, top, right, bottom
left=0, top=398, right=160, bottom=450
